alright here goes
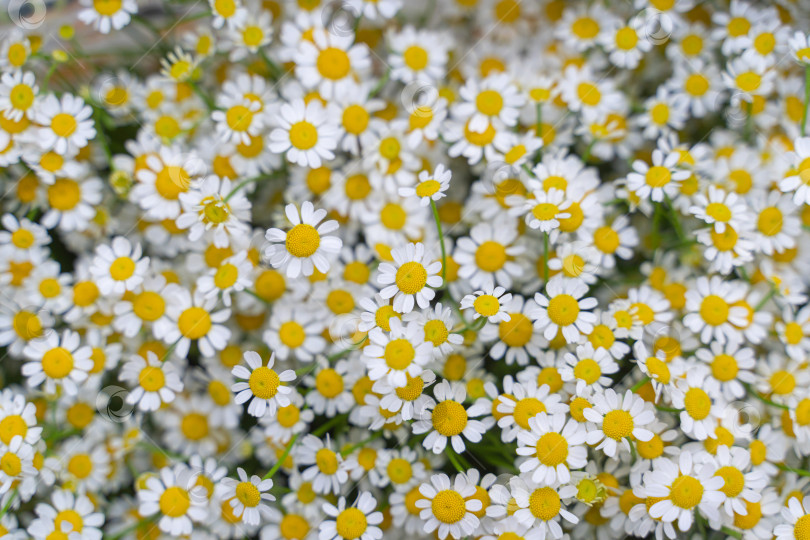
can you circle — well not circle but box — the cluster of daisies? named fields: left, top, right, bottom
left=5, top=0, right=810, bottom=539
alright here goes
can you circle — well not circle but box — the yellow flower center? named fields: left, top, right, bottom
left=47, top=178, right=81, bottom=210
left=249, top=366, right=281, bottom=399
left=615, top=27, right=638, bottom=50
left=685, top=74, right=709, bottom=96
left=547, top=294, right=580, bottom=327
left=13, top=310, right=42, bottom=340
left=513, top=397, right=545, bottom=429
left=242, top=26, right=265, bottom=47
left=645, top=166, right=671, bottom=187
left=770, top=369, right=795, bottom=395
left=403, top=45, right=429, bottom=71
left=10, top=83, right=33, bottom=110
left=178, top=307, right=212, bottom=339
left=280, top=514, right=310, bottom=540
left=637, top=434, right=665, bottom=460
left=395, top=261, right=428, bottom=295
left=226, top=105, right=253, bottom=132
left=475, top=241, right=507, bottom=272
left=181, top=413, right=209, bottom=440
left=529, top=487, right=561, bottom=521
left=159, top=486, right=191, bottom=518
left=415, top=179, right=441, bottom=198
left=574, top=358, right=601, bottom=385
left=139, top=366, right=165, bottom=392
left=235, top=481, right=261, bottom=507
left=316, top=368, right=344, bottom=398
left=342, top=104, right=369, bottom=135
left=289, top=121, right=319, bottom=150
left=315, top=448, right=339, bottom=474
left=735, top=72, right=761, bottom=93
left=757, top=207, right=783, bottom=236
left=699, top=295, right=729, bottom=326
left=710, top=354, right=738, bottom=382
left=279, top=321, right=306, bottom=348
left=396, top=374, right=424, bottom=402
left=0, top=452, right=21, bottom=477
left=214, top=263, right=239, bottom=289
left=286, top=224, right=321, bottom=258
left=669, top=475, right=703, bottom=509
left=317, top=48, right=351, bottom=80
left=67, top=453, right=92, bottom=479
left=715, top=466, right=744, bottom=498
left=42, top=347, right=74, bottom=379
left=51, top=113, right=77, bottom=137
left=476, top=90, right=504, bottom=116
left=110, top=256, right=135, bottom=281
left=576, top=82, right=601, bottom=107
left=133, top=291, right=165, bottom=322
left=535, top=432, right=568, bottom=466
left=572, top=17, right=599, bottom=39
left=432, top=400, right=468, bottom=436
left=387, top=458, right=413, bottom=484
left=432, top=490, right=466, bottom=523
left=473, top=294, right=499, bottom=317
left=424, top=319, right=449, bottom=347
left=602, top=410, right=634, bottom=440
left=93, top=0, right=122, bottom=15
left=54, top=509, right=84, bottom=535
left=684, top=388, right=711, bottom=420
left=646, top=357, right=670, bottom=384
left=499, top=312, right=533, bottom=347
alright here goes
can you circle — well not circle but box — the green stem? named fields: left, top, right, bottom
left=626, top=437, right=636, bottom=461
left=188, top=80, right=217, bottom=111
left=327, top=335, right=368, bottom=362
left=543, top=232, right=549, bottom=282
left=534, top=103, right=543, bottom=161
left=654, top=405, right=683, bottom=413
left=312, top=414, right=347, bottom=437
left=225, top=176, right=262, bottom=201
left=777, top=463, right=810, bottom=477
left=104, top=517, right=157, bottom=540
left=430, top=200, right=447, bottom=285
left=744, top=100, right=754, bottom=143
left=368, top=69, right=390, bottom=99
left=630, top=376, right=650, bottom=392
left=663, top=194, right=685, bottom=242
left=0, top=489, right=17, bottom=521
left=263, top=432, right=300, bottom=480
left=445, top=449, right=465, bottom=473
left=754, top=287, right=776, bottom=311
left=802, top=65, right=810, bottom=137
left=722, top=526, right=743, bottom=539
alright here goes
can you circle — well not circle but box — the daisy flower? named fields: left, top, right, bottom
left=269, top=99, right=340, bottom=169
left=264, top=303, right=327, bottom=362
left=494, top=378, right=569, bottom=443
left=22, top=330, right=92, bottom=395
left=583, top=388, right=655, bottom=457
left=406, top=302, right=463, bottom=360
left=683, top=275, right=749, bottom=345
left=33, top=93, right=95, bottom=155
left=415, top=473, right=481, bottom=540
left=560, top=343, right=619, bottom=395
left=412, top=380, right=489, bottom=454
left=320, top=491, right=383, bottom=540
left=78, top=0, right=137, bottom=33
left=264, top=201, right=343, bottom=278
left=377, top=242, right=443, bottom=314
left=388, top=26, right=448, bottom=84
left=138, top=463, right=208, bottom=536
left=89, top=236, right=150, bottom=296
left=163, top=286, right=231, bottom=358
left=0, top=70, right=38, bottom=122
left=399, top=163, right=452, bottom=206
left=708, top=445, right=767, bottom=518
left=670, top=365, right=724, bottom=441
left=344, top=0, right=401, bottom=20
left=119, top=352, right=183, bottom=412
left=516, top=411, right=588, bottom=486
left=294, top=29, right=371, bottom=99
left=196, top=250, right=253, bottom=306
left=176, top=175, right=251, bottom=248
left=695, top=341, right=756, bottom=401
left=364, top=318, right=432, bottom=389
left=27, top=490, right=104, bottom=540
left=454, top=221, right=525, bottom=289
left=643, top=450, right=724, bottom=531
left=690, top=185, right=751, bottom=233
left=533, top=276, right=598, bottom=343
left=625, top=149, right=690, bottom=203
left=460, top=285, right=512, bottom=324
left=511, top=187, right=572, bottom=237
left=480, top=294, right=545, bottom=366
left=499, top=476, right=578, bottom=537
left=41, top=175, right=104, bottom=232
left=780, top=136, right=810, bottom=206
left=297, top=435, right=349, bottom=495
left=219, top=468, right=275, bottom=526
left=231, top=351, right=295, bottom=418
left=453, top=74, right=525, bottom=133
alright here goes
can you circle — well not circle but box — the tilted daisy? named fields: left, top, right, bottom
left=399, top=163, right=452, bottom=206
left=455, top=221, right=525, bottom=290
left=119, top=352, right=183, bottom=412
left=498, top=475, right=578, bottom=538
left=163, top=285, right=231, bottom=358
left=33, top=93, right=96, bottom=155
left=176, top=175, right=251, bottom=248
left=231, top=351, right=295, bottom=418
left=516, top=411, right=588, bottom=486
left=377, top=242, right=443, bottom=314
left=320, top=491, right=383, bottom=540
left=625, top=149, right=690, bottom=203
left=415, top=473, right=481, bottom=540
left=264, top=201, right=343, bottom=278
left=583, top=388, right=656, bottom=458
left=218, top=467, right=275, bottom=526
left=412, top=380, right=489, bottom=454
left=494, top=378, right=569, bottom=443
left=683, top=275, right=749, bottom=345
left=297, top=434, right=349, bottom=495
left=533, top=276, right=598, bottom=343
left=460, top=285, right=513, bottom=324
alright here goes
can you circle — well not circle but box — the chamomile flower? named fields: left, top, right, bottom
left=231, top=351, right=295, bottom=417
left=583, top=389, right=655, bottom=458
left=378, top=242, right=443, bottom=314
left=264, top=303, right=327, bottom=362
left=219, top=468, right=275, bottom=526
left=163, top=286, right=231, bottom=358
left=320, top=491, right=383, bottom=540
left=89, top=236, right=149, bottom=296
left=516, top=412, right=588, bottom=485
left=264, top=201, right=343, bottom=278
left=27, top=490, right=104, bottom=540
left=415, top=473, right=481, bottom=540
left=22, top=330, right=92, bottom=396
left=138, top=464, right=208, bottom=536
left=399, top=164, right=452, bottom=206
left=388, top=26, right=449, bottom=84
left=177, top=175, right=251, bottom=247
left=502, top=476, right=579, bottom=537
left=119, top=352, right=183, bottom=412
left=269, top=99, right=340, bottom=168
left=780, top=136, right=810, bottom=206
left=625, top=149, right=690, bottom=203
left=294, top=29, right=371, bottom=99
left=34, top=93, right=95, bottom=156
left=460, top=286, right=512, bottom=324
left=455, top=221, right=524, bottom=289
left=533, top=276, right=598, bottom=343
left=683, top=275, right=750, bottom=345
left=298, top=435, right=349, bottom=495
left=0, top=71, right=38, bottom=122
left=78, top=0, right=137, bottom=33
left=412, top=380, right=488, bottom=454
left=364, top=318, right=432, bottom=389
